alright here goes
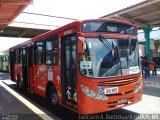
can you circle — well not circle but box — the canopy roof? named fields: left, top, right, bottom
left=101, top=0, right=160, bottom=28
left=0, top=0, right=33, bottom=34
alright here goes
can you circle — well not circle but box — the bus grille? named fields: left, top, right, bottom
left=98, top=77, right=138, bottom=87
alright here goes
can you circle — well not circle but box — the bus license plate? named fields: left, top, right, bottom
left=104, top=87, right=118, bottom=94
left=118, top=99, right=127, bottom=104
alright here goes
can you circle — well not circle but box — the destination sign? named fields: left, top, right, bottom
left=82, top=21, right=137, bottom=35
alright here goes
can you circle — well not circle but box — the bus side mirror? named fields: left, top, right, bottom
left=78, top=37, right=84, bottom=55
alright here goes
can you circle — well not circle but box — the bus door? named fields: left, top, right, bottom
left=61, top=34, right=77, bottom=109
left=22, top=46, right=33, bottom=91
left=9, top=50, right=16, bottom=81
left=27, top=46, right=34, bottom=92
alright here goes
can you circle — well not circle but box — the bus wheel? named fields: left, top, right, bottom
left=49, top=87, right=58, bottom=105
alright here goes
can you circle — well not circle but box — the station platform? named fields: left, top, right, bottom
left=0, top=81, right=42, bottom=120
left=0, top=72, right=60, bottom=120
left=143, top=71, right=160, bottom=89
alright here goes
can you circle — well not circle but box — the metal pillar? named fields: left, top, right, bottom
left=142, top=25, right=152, bottom=60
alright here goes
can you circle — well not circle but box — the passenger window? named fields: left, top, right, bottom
left=11, top=51, right=16, bottom=63
left=44, top=35, right=59, bottom=65
left=45, top=37, right=53, bottom=64
left=18, top=48, right=23, bottom=64
left=53, top=35, right=59, bottom=65
left=34, top=41, right=43, bottom=64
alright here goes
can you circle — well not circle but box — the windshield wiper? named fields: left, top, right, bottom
left=128, top=36, right=132, bottom=64
left=98, top=34, right=123, bottom=75
left=128, top=36, right=131, bottom=55
left=98, top=34, right=113, bottom=52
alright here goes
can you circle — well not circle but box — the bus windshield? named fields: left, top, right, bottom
left=80, top=36, right=140, bottom=78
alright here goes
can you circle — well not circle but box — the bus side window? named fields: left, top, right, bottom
left=15, top=49, right=19, bottom=64
left=45, top=37, right=53, bottom=65
left=18, top=47, right=25, bottom=64
left=34, top=41, right=44, bottom=64
left=10, top=50, right=16, bottom=64
left=44, top=35, right=58, bottom=65
left=53, top=35, right=58, bottom=65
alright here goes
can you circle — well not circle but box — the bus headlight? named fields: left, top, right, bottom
left=133, top=87, right=139, bottom=94
left=133, top=81, right=142, bottom=94
left=81, top=85, right=108, bottom=100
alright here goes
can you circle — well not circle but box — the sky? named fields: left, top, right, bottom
left=0, top=0, right=146, bottom=52
left=10, top=0, right=146, bottom=30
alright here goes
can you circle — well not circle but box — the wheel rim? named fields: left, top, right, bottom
left=51, top=92, right=58, bottom=105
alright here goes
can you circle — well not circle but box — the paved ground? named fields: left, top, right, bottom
left=0, top=81, right=42, bottom=120
left=142, top=71, right=160, bottom=89
left=0, top=72, right=60, bottom=120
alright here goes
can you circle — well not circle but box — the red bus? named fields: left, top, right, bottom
left=9, top=19, right=142, bottom=114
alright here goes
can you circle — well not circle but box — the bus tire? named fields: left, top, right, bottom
left=49, top=87, right=58, bottom=105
